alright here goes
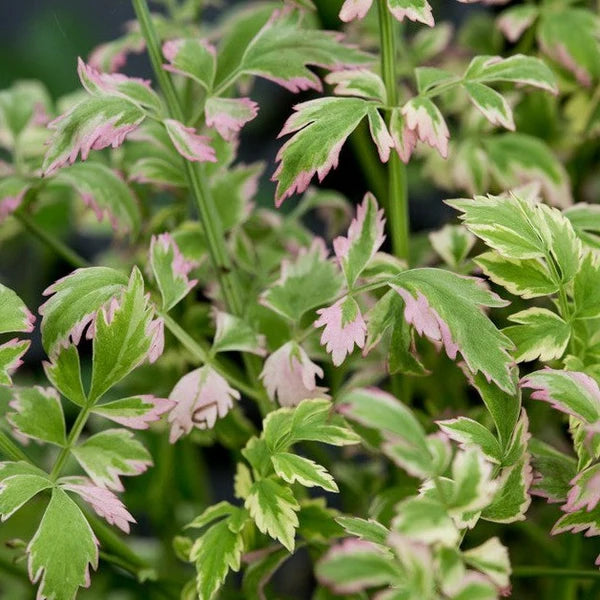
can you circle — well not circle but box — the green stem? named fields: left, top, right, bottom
left=15, top=211, right=88, bottom=269
left=0, top=430, right=30, bottom=462
left=513, top=567, right=600, bottom=580
left=131, top=0, right=241, bottom=313
left=132, top=0, right=272, bottom=416
left=49, top=404, right=93, bottom=481
left=377, top=0, right=409, bottom=261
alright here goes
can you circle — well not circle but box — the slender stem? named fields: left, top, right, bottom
left=49, top=405, right=93, bottom=480
left=131, top=0, right=242, bottom=313
left=15, top=211, right=88, bottom=269
left=513, top=567, right=600, bottom=580
left=0, top=430, right=30, bottom=462
left=132, top=0, right=272, bottom=415
left=160, top=312, right=263, bottom=402
left=377, top=0, right=409, bottom=261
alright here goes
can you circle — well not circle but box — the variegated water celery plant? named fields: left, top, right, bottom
left=1, top=0, right=600, bottom=598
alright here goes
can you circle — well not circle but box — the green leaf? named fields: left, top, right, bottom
left=0, top=340, right=30, bottom=386
left=522, top=369, right=600, bottom=425
left=484, top=134, right=571, bottom=207
left=429, top=224, right=475, bottom=269
left=538, top=8, right=600, bottom=87
left=0, top=462, right=52, bottom=521
left=52, top=162, right=140, bottom=235
left=573, top=252, right=600, bottom=319
left=211, top=162, right=263, bottom=230
left=335, top=193, right=385, bottom=288
left=387, top=0, right=434, bottom=27
left=335, top=516, right=390, bottom=545
left=411, top=22, right=452, bottom=63
left=28, top=487, right=99, bottom=600
left=340, top=387, right=433, bottom=477
left=77, top=57, right=162, bottom=114
left=470, top=371, right=521, bottom=452
left=298, top=499, right=344, bottom=542
left=393, top=496, right=459, bottom=545
left=245, top=478, right=300, bottom=551
left=213, top=4, right=275, bottom=87
left=392, top=268, right=514, bottom=392
left=453, top=140, right=489, bottom=196
left=437, top=417, right=502, bottom=464
left=529, top=438, right=577, bottom=504
left=388, top=306, right=428, bottom=377
left=150, top=233, right=197, bottom=311
left=537, top=203, right=581, bottom=284
left=326, top=69, right=387, bottom=102
left=43, top=345, right=86, bottom=407
left=162, top=38, right=216, bottom=91
left=42, top=96, right=146, bottom=176
left=0, top=80, right=51, bottom=137
left=0, top=283, right=34, bottom=334
left=452, top=577, right=497, bottom=600
left=89, top=267, right=160, bottom=401
left=316, top=540, right=399, bottom=594
left=482, top=453, right=532, bottom=523
left=187, top=501, right=236, bottom=530
left=235, top=11, right=372, bottom=94
left=497, top=5, right=539, bottom=43
left=40, top=266, right=128, bottom=356
left=129, top=156, right=185, bottom=188
left=453, top=193, right=580, bottom=281
left=271, top=452, right=338, bottom=492
left=504, top=308, right=570, bottom=363
left=475, top=251, right=558, bottom=299
left=364, top=289, right=397, bottom=347
left=273, top=97, right=371, bottom=205
left=564, top=203, right=600, bottom=249
left=261, top=240, right=343, bottom=322
left=242, top=437, right=273, bottom=477
left=212, top=310, right=265, bottom=356
left=551, top=503, right=600, bottom=540
left=464, top=54, right=557, bottom=94
left=163, top=118, right=216, bottom=163
left=8, top=387, right=66, bottom=446
left=342, top=387, right=426, bottom=447
left=446, top=449, right=495, bottom=515
left=91, top=395, right=172, bottom=429
left=72, top=428, right=152, bottom=491
left=262, top=398, right=359, bottom=453
left=447, top=193, right=547, bottom=260
left=463, top=537, right=511, bottom=590
left=482, top=413, right=531, bottom=523
left=463, top=81, right=514, bottom=130
left=415, top=66, right=455, bottom=94
left=234, top=463, right=253, bottom=500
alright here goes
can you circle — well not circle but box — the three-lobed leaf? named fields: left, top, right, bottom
left=28, top=488, right=99, bottom=600
left=245, top=478, right=300, bottom=552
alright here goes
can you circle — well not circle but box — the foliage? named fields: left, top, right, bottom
left=1, top=0, right=600, bottom=598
